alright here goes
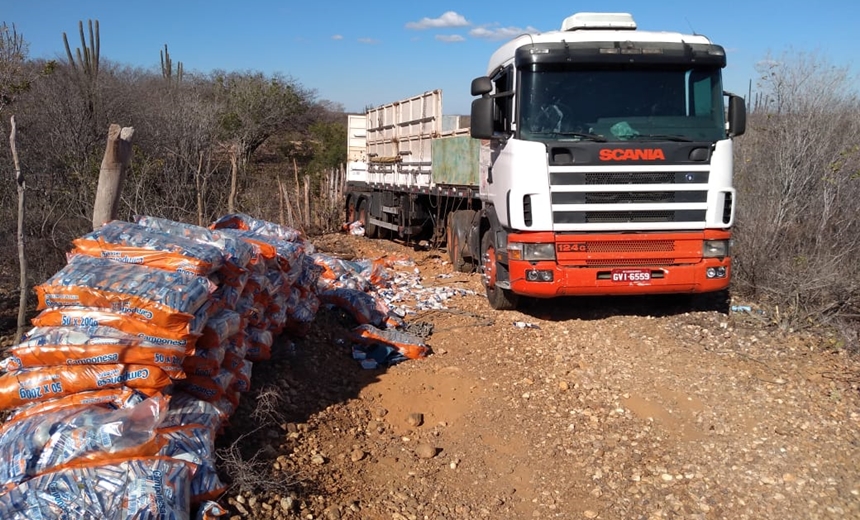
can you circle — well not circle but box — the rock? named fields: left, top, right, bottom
left=584, top=511, right=599, bottom=519
left=559, top=381, right=570, bottom=391
left=311, top=454, right=326, bottom=465
left=280, top=497, right=295, bottom=512
left=235, top=495, right=246, bottom=504
left=407, top=412, right=424, bottom=427
left=414, top=443, right=438, bottom=459
left=350, top=449, right=366, bottom=462
left=375, top=407, right=388, bottom=418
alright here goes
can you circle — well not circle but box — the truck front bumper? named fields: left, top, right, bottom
left=507, top=257, right=731, bottom=297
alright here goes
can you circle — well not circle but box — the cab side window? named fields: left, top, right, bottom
left=492, top=67, right=513, bottom=133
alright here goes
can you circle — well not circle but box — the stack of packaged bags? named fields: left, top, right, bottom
left=0, top=214, right=318, bottom=519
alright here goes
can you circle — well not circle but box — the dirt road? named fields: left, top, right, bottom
left=214, top=234, right=859, bottom=520
left=1, top=234, right=855, bottom=519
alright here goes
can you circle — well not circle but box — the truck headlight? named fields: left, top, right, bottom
left=703, top=240, right=729, bottom=258
left=523, top=243, right=556, bottom=261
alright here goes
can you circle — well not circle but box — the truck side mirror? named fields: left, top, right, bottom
left=728, top=94, right=746, bottom=137
left=471, top=76, right=494, bottom=139
left=471, top=76, right=492, bottom=96
left=471, top=97, right=494, bottom=139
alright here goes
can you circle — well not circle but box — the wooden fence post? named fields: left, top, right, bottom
left=92, top=123, right=134, bottom=229
left=277, top=176, right=286, bottom=226
left=303, top=175, right=311, bottom=228
left=10, top=116, right=27, bottom=343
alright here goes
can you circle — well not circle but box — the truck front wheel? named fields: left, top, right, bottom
left=481, top=231, right=519, bottom=310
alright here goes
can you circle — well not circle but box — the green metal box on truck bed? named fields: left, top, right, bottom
left=430, top=135, right=481, bottom=187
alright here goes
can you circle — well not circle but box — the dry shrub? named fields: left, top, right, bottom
left=250, top=384, right=288, bottom=426
left=215, top=428, right=296, bottom=496
left=733, top=50, right=860, bottom=346
left=215, top=383, right=298, bottom=496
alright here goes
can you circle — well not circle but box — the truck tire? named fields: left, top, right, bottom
left=481, top=231, right=519, bottom=310
left=358, top=198, right=378, bottom=238
left=446, top=213, right=474, bottom=273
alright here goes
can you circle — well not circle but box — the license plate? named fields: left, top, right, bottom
left=611, top=269, right=651, bottom=282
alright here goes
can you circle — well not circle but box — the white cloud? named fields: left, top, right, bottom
left=358, top=37, right=380, bottom=44
left=435, top=34, right=465, bottom=43
left=469, top=25, right=539, bottom=41
left=332, top=34, right=343, bottom=40
left=406, top=11, right=469, bottom=30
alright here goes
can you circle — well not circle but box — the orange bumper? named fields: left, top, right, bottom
left=506, top=230, right=731, bottom=298
left=509, top=258, right=730, bottom=297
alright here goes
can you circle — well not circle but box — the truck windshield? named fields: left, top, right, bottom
left=518, top=66, right=725, bottom=143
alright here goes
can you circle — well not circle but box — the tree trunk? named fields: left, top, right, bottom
left=10, top=116, right=27, bottom=343
left=228, top=144, right=238, bottom=214
left=92, top=123, right=134, bottom=230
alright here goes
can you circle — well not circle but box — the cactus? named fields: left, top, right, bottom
left=63, top=19, right=99, bottom=80
left=160, top=44, right=184, bottom=83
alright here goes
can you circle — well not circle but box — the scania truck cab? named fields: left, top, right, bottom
left=469, top=12, right=746, bottom=309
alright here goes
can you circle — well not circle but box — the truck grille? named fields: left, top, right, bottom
left=585, top=240, right=675, bottom=253
left=585, top=258, right=674, bottom=267
left=550, top=171, right=709, bottom=185
left=550, top=168, right=710, bottom=229
left=554, top=210, right=707, bottom=224
left=552, top=191, right=708, bottom=204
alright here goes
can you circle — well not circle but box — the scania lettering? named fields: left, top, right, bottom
left=599, top=148, right=666, bottom=161
left=345, top=12, right=745, bottom=310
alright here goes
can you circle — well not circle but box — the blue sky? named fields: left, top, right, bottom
left=2, top=1, right=857, bottom=114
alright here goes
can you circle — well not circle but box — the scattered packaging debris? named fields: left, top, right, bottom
left=513, top=321, right=541, bottom=330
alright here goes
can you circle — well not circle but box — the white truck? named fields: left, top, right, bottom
left=346, top=12, right=746, bottom=310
